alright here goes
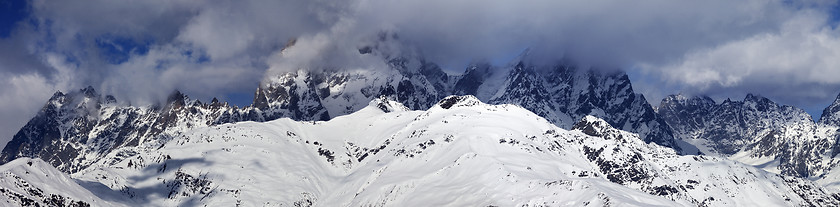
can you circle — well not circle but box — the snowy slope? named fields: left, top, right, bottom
left=0, top=158, right=129, bottom=206
left=24, top=96, right=828, bottom=206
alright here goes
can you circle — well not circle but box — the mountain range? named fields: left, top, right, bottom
left=657, top=93, right=840, bottom=183
left=2, top=38, right=840, bottom=205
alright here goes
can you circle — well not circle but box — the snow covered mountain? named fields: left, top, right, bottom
left=3, top=96, right=836, bottom=206
left=657, top=93, right=840, bottom=178
left=0, top=87, right=246, bottom=173
left=0, top=39, right=683, bottom=179
left=0, top=158, right=128, bottom=206
left=470, top=59, right=678, bottom=151
left=18, top=35, right=840, bottom=205
left=819, top=93, right=840, bottom=127
left=238, top=43, right=680, bottom=151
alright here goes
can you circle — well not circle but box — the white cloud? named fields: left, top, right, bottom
left=0, top=73, right=55, bottom=150
left=654, top=10, right=840, bottom=105
left=0, top=52, right=78, bottom=149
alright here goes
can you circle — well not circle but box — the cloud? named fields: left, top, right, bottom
left=650, top=9, right=840, bottom=109
left=351, top=0, right=796, bottom=69
left=0, top=52, right=76, bottom=149
left=175, top=0, right=338, bottom=60
left=0, top=74, right=57, bottom=147
left=1, top=0, right=840, bottom=148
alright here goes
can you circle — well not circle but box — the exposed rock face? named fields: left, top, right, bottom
left=820, top=93, right=840, bottom=126
left=473, top=60, right=679, bottom=151
left=657, top=93, right=839, bottom=177
left=0, top=88, right=243, bottom=173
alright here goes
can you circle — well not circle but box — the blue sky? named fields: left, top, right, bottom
left=832, top=3, right=840, bottom=23
left=2, top=0, right=840, bottom=148
left=0, top=0, right=25, bottom=38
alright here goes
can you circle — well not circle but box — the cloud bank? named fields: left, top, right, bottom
left=1, top=0, right=839, bottom=148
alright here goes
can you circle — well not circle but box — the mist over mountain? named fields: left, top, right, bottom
left=5, top=38, right=840, bottom=205
left=2, top=0, right=840, bottom=150
left=3, top=0, right=840, bottom=206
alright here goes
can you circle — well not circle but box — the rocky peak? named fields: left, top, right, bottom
left=657, top=94, right=716, bottom=129
left=45, top=87, right=104, bottom=112
left=513, top=61, right=526, bottom=72
left=691, top=96, right=716, bottom=107
left=45, top=91, right=67, bottom=108
left=436, top=95, right=482, bottom=109
left=166, top=90, right=187, bottom=109
left=452, top=63, right=492, bottom=96
left=103, top=95, right=117, bottom=105
left=209, top=97, right=226, bottom=109
left=572, top=115, right=616, bottom=137
left=820, top=92, right=840, bottom=126
left=743, top=93, right=777, bottom=112
left=252, top=87, right=270, bottom=110
left=80, top=86, right=98, bottom=98
left=660, top=94, right=715, bottom=107
left=49, top=91, right=65, bottom=100
left=370, top=96, right=409, bottom=113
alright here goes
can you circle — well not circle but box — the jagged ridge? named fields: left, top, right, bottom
left=658, top=93, right=840, bottom=178
left=8, top=96, right=833, bottom=206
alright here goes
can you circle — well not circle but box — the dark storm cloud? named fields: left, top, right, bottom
left=355, top=0, right=794, bottom=69
left=1, top=0, right=840, bottom=148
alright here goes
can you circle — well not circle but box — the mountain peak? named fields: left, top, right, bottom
left=104, top=95, right=117, bottom=105
left=48, top=91, right=65, bottom=101
left=369, top=96, right=409, bottom=113
left=663, top=94, right=714, bottom=103
left=453, top=63, right=492, bottom=96
left=693, top=95, right=716, bottom=104
left=80, top=86, right=98, bottom=98
left=571, top=115, right=615, bottom=137
left=744, top=93, right=771, bottom=103
left=660, top=94, right=688, bottom=105
left=819, top=92, right=840, bottom=126
left=659, top=94, right=717, bottom=110
left=167, top=90, right=185, bottom=101
left=436, top=95, right=482, bottom=109
left=252, top=87, right=269, bottom=110
left=166, top=90, right=187, bottom=109
left=742, top=93, right=780, bottom=112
